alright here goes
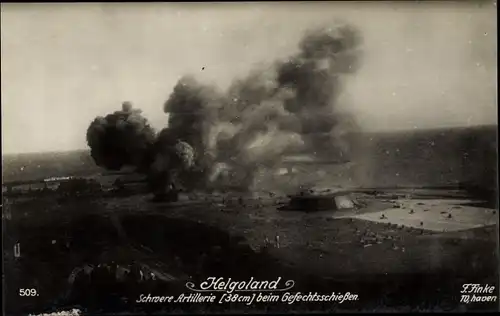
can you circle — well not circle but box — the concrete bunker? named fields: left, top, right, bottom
left=279, top=190, right=360, bottom=212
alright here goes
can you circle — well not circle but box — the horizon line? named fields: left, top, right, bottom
left=2, top=123, right=497, bottom=156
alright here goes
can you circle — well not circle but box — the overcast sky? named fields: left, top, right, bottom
left=1, top=2, right=497, bottom=154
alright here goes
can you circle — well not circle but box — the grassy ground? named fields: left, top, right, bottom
left=3, top=190, right=498, bottom=315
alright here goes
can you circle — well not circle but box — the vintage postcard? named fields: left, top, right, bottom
left=1, top=1, right=498, bottom=315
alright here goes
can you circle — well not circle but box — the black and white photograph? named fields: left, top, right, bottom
left=1, top=1, right=498, bottom=315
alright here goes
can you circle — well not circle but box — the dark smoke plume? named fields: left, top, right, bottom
left=86, top=23, right=363, bottom=194
left=163, top=23, right=363, bottom=190
left=86, top=101, right=196, bottom=196
left=86, top=102, right=156, bottom=171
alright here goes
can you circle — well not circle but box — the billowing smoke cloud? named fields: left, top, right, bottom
left=164, top=23, right=363, bottom=190
left=86, top=23, right=363, bottom=194
left=86, top=102, right=156, bottom=171
left=148, top=130, right=195, bottom=198
left=86, top=102, right=195, bottom=197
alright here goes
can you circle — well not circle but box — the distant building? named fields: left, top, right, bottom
left=3, top=175, right=104, bottom=196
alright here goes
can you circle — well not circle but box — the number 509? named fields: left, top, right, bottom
left=19, top=288, right=38, bottom=296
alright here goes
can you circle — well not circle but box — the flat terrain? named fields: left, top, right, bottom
left=3, top=125, right=497, bottom=189
left=2, top=125, right=498, bottom=314
left=3, top=188, right=498, bottom=315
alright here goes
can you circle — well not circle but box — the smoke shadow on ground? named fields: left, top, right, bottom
left=119, top=214, right=287, bottom=280
left=4, top=208, right=498, bottom=315
left=4, top=211, right=296, bottom=315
